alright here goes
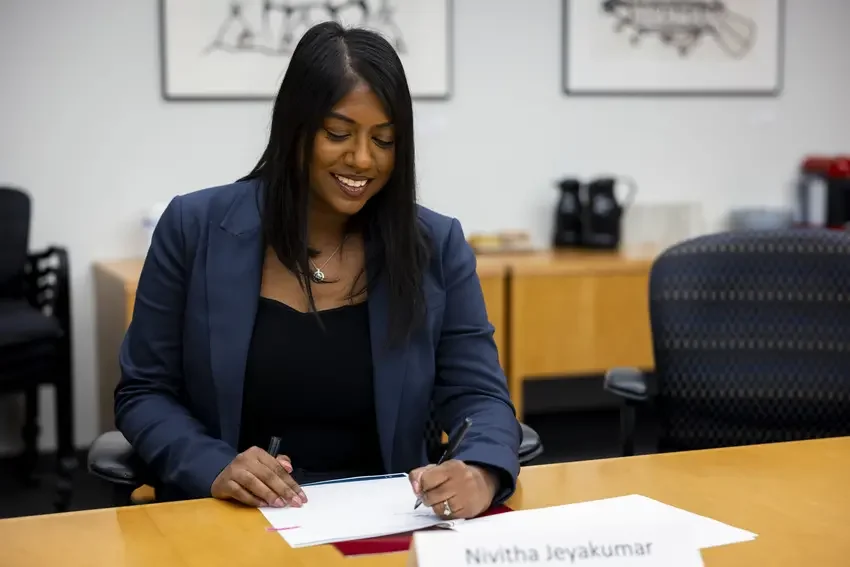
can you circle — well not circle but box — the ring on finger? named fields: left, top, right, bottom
left=442, top=499, right=452, bottom=517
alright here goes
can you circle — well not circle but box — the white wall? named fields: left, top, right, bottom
left=1, top=0, right=849, bottom=453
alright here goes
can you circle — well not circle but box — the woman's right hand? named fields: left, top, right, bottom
left=210, top=446, right=307, bottom=508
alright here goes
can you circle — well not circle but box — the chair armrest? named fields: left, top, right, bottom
left=518, top=422, right=543, bottom=465
left=603, top=367, right=650, bottom=402
left=604, top=368, right=651, bottom=457
left=87, top=431, right=145, bottom=487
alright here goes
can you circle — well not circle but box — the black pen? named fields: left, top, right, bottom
left=413, top=418, right=473, bottom=510
left=268, top=436, right=281, bottom=457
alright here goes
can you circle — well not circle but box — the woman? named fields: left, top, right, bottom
left=114, top=22, right=520, bottom=520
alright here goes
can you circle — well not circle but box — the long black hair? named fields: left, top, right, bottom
left=242, top=21, right=429, bottom=342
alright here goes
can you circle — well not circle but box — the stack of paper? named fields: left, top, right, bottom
left=453, top=494, right=757, bottom=550
left=260, top=473, right=460, bottom=548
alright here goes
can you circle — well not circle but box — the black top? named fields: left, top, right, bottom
left=238, top=297, right=385, bottom=485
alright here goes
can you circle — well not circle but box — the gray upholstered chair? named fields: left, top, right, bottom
left=606, top=229, right=850, bottom=456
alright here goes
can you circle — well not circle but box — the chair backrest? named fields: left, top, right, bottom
left=0, top=187, right=31, bottom=291
left=649, top=229, right=850, bottom=452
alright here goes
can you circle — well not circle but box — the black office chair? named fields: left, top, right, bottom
left=0, top=186, right=77, bottom=511
left=605, top=229, right=850, bottom=456
left=89, top=414, right=543, bottom=506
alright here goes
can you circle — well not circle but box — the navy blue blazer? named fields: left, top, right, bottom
left=114, top=180, right=521, bottom=502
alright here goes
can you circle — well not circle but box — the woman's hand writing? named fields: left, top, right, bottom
left=409, top=460, right=498, bottom=519
left=211, top=446, right=307, bottom=508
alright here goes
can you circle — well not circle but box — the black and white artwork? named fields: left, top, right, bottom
left=563, top=0, right=784, bottom=95
left=160, top=0, right=452, bottom=100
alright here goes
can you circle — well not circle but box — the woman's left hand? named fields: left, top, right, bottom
left=409, top=460, right=499, bottom=519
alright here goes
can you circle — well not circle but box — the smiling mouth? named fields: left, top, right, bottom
left=332, top=173, right=371, bottom=197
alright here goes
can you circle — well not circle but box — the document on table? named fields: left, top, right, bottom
left=259, top=473, right=461, bottom=548
left=453, top=494, right=757, bottom=550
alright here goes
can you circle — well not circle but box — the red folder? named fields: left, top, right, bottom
left=332, top=505, right=513, bottom=557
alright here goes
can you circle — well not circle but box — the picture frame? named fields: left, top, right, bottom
left=159, top=0, right=453, bottom=101
left=562, top=0, right=785, bottom=96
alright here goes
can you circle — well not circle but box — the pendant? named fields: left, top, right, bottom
left=312, top=269, right=325, bottom=283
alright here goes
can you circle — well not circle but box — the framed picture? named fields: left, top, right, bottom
left=159, top=0, right=452, bottom=101
left=563, top=0, right=785, bottom=96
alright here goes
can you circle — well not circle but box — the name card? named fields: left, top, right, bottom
left=406, top=526, right=703, bottom=567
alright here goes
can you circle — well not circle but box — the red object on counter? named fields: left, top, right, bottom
left=796, top=155, right=850, bottom=228
left=802, top=156, right=835, bottom=174
left=828, top=157, right=850, bottom=179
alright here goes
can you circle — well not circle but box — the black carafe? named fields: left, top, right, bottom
left=581, top=177, right=637, bottom=250
left=553, top=178, right=583, bottom=248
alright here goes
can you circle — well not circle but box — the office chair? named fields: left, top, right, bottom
left=605, top=229, right=850, bottom=456
left=89, top=414, right=543, bottom=506
left=0, top=186, right=77, bottom=511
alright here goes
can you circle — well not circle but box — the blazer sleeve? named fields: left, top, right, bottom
left=114, top=196, right=236, bottom=498
left=432, top=218, right=522, bottom=504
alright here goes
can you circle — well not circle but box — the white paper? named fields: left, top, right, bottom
left=260, top=473, right=461, bottom=548
left=453, top=494, right=756, bottom=550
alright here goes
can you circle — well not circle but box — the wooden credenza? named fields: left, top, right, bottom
left=94, top=248, right=655, bottom=428
left=502, top=249, right=656, bottom=418
left=94, top=259, right=144, bottom=434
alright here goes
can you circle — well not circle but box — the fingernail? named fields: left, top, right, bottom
left=412, top=481, right=420, bottom=494
left=299, top=491, right=308, bottom=502
left=273, top=498, right=285, bottom=507
left=281, top=461, right=292, bottom=473
left=291, top=495, right=302, bottom=507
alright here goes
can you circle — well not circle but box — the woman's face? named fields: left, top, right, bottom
left=309, top=82, right=396, bottom=219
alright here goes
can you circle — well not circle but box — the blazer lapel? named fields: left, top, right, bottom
left=367, top=252, right=411, bottom=472
left=207, top=183, right=263, bottom=448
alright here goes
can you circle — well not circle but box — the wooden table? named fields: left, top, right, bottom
left=2, top=437, right=848, bottom=566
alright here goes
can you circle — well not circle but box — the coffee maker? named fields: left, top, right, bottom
left=553, top=176, right=638, bottom=250
left=553, top=179, right=582, bottom=247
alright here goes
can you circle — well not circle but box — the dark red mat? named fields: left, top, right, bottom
left=332, top=505, right=513, bottom=557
